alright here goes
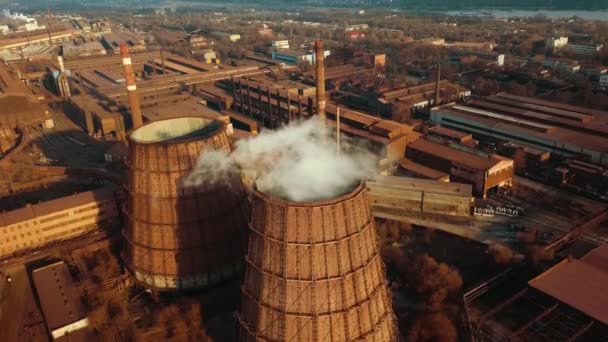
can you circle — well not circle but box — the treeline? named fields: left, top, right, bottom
left=182, top=0, right=608, bottom=10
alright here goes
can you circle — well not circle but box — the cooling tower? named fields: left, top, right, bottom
left=237, top=181, right=397, bottom=341
left=122, top=117, right=247, bottom=290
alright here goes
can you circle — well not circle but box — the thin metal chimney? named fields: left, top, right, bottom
left=314, top=39, right=326, bottom=126
left=120, top=44, right=143, bottom=129
left=434, top=62, right=441, bottom=106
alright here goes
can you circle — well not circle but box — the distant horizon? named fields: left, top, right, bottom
left=2, top=0, right=608, bottom=12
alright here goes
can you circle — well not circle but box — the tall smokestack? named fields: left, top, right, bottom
left=120, top=44, right=143, bottom=130
left=314, top=39, right=326, bottom=126
left=56, top=55, right=70, bottom=97
left=435, top=62, right=441, bottom=106
left=57, top=56, right=65, bottom=73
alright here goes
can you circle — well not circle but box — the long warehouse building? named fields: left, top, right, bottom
left=431, top=92, right=608, bottom=165
left=0, top=187, right=119, bottom=259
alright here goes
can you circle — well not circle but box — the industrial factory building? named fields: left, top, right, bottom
left=529, top=244, right=608, bottom=326
left=0, top=187, right=119, bottom=258
left=368, top=176, right=473, bottom=216
left=122, top=117, right=247, bottom=291
left=238, top=181, right=397, bottom=341
left=336, top=78, right=470, bottom=119
left=271, top=48, right=330, bottom=65
left=406, top=138, right=514, bottom=197
left=430, top=93, right=608, bottom=166
left=32, top=261, right=92, bottom=340
left=0, top=64, right=51, bottom=129
left=229, top=75, right=420, bottom=161
left=0, top=29, right=75, bottom=52
left=102, top=32, right=148, bottom=53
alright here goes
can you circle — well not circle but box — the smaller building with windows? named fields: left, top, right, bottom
left=406, top=137, right=514, bottom=197
left=0, top=187, right=119, bottom=258
left=271, top=48, right=330, bottom=65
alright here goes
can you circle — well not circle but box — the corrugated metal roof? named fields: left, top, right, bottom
left=452, top=105, right=555, bottom=133
left=435, top=107, right=608, bottom=153
left=487, top=95, right=592, bottom=122
left=369, top=175, right=472, bottom=197
left=581, top=244, right=608, bottom=272
left=32, top=261, right=87, bottom=331
left=407, top=138, right=501, bottom=171
left=398, top=158, right=450, bottom=180
left=496, top=92, right=608, bottom=119
left=428, top=125, right=471, bottom=140
left=529, top=255, right=608, bottom=325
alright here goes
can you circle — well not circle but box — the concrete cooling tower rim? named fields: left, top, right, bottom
left=251, top=179, right=366, bottom=207
left=129, top=116, right=224, bottom=145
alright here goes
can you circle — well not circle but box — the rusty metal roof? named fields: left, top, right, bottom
left=581, top=244, right=608, bottom=272
left=407, top=138, right=501, bottom=171
left=369, top=175, right=472, bottom=197
left=32, top=261, right=87, bottom=331
left=398, top=158, right=450, bottom=180
left=529, top=245, right=608, bottom=325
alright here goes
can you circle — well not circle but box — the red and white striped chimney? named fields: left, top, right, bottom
left=120, top=44, right=143, bottom=130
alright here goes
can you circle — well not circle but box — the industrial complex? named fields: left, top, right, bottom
left=0, top=5, right=607, bottom=342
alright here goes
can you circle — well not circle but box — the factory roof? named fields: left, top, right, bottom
left=398, top=158, right=450, bottom=180
left=69, top=94, right=118, bottom=120
left=326, top=103, right=379, bottom=128
left=32, top=261, right=87, bottom=331
left=428, top=125, right=472, bottom=141
left=369, top=175, right=472, bottom=197
left=503, top=142, right=549, bottom=156
left=436, top=106, right=608, bottom=152
left=407, top=138, right=502, bottom=171
left=272, top=49, right=311, bottom=57
left=451, top=105, right=555, bottom=133
left=303, top=64, right=370, bottom=80
left=0, top=43, right=57, bottom=61
left=529, top=245, right=608, bottom=325
left=581, top=244, right=608, bottom=271
left=368, top=119, right=411, bottom=139
left=102, top=32, right=146, bottom=51
left=488, top=94, right=592, bottom=122
left=495, top=92, right=608, bottom=119
left=0, top=29, right=75, bottom=49
left=0, top=187, right=115, bottom=227
left=62, top=40, right=107, bottom=58
left=326, top=118, right=389, bottom=145
left=0, top=64, right=47, bottom=127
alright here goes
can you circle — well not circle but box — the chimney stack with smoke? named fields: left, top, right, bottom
left=314, top=39, right=326, bottom=126
left=120, top=44, right=143, bottom=129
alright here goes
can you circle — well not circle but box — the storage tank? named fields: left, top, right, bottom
left=237, top=181, right=397, bottom=341
left=122, top=117, right=247, bottom=290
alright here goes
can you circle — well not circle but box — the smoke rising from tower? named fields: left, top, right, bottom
left=184, top=119, right=377, bottom=202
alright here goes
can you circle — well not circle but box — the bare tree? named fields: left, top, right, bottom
left=408, top=313, right=458, bottom=342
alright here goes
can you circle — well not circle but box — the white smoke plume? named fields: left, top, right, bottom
left=184, top=119, right=379, bottom=202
